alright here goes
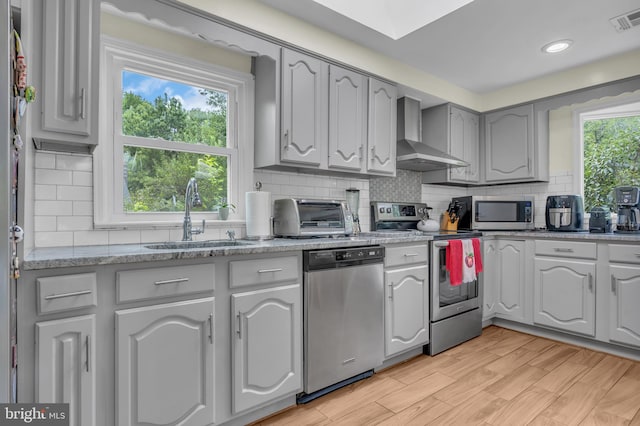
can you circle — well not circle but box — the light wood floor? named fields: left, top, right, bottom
left=253, top=326, right=640, bottom=426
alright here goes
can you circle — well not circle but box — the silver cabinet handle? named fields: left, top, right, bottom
left=236, top=313, right=242, bottom=339
left=257, top=268, right=283, bottom=273
left=44, top=289, right=92, bottom=300
left=85, top=335, right=90, bottom=373
left=359, top=145, right=363, bottom=163
left=208, top=314, right=213, bottom=344
left=388, top=283, right=393, bottom=299
left=588, top=273, right=593, bottom=292
left=283, top=130, right=289, bottom=149
left=404, top=253, right=419, bottom=257
left=554, top=248, right=574, bottom=253
left=80, top=88, right=86, bottom=120
left=635, top=253, right=640, bottom=257
left=154, top=278, right=189, bottom=286
left=611, top=275, right=617, bottom=295
left=370, top=146, right=375, bottom=161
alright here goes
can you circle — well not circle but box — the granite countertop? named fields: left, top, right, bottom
left=22, top=232, right=437, bottom=270
left=23, top=230, right=640, bottom=270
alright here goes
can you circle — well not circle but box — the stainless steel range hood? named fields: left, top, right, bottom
left=396, top=97, right=469, bottom=172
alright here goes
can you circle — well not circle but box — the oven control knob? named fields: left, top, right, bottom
left=379, top=207, right=385, bottom=213
left=386, top=208, right=392, bottom=213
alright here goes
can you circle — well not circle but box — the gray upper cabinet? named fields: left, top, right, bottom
left=367, top=79, right=397, bottom=175
left=328, top=65, right=368, bottom=172
left=484, top=104, right=535, bottom=182
left=422, top=104, right=480, bottom=184
left=32, top=0, right=99, bottom=153
left=280, top=49, right=328, bottom=168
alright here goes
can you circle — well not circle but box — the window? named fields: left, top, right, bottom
left=578, top=99, right=640, bottom=212
left=96, top=37, right=254, bottom=226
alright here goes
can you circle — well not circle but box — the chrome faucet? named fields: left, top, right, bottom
left=182, top=177, right=205, bottom=241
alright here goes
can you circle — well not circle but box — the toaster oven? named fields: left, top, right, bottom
left=273, top=199, right=354, bottom=237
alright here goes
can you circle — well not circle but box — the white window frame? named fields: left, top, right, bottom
left=95, top=36, right=254, bottom=227
left=572, top=93, right=640, bottom=198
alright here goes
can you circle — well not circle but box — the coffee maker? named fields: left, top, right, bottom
left=545, top=195, right=584, bottom=231
left=615, top=186, right=640, bottom=233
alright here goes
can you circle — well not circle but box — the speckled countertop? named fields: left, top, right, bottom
left=22, top=230, right=640, bottom=270
left=22, top=232, right=436, bottom=270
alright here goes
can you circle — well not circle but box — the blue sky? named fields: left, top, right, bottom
left=122, top=70, right=215, bottom=112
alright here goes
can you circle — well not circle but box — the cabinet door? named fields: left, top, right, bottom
left=609, top=265, right=640, bottom=347
left=534, top=258, right=596, bottom=336
left=481, top=240, right=497, bottom=322
left=41, top=0, right=95, bottom=136
left=449, top=107, right=479, bottom=183
left=495, top=240, right=527, bottom=322
left=367, top=79, right=397, bottom=175
left=484, top=104, right=534, bottom=182
left=328, top=66, right=367, bottom=172
left=116, top=298, right=214, bottom=426
left=36, top=315, right=95, bottom=426
left=232, top=284, right=302, bottom=413
left=384, top=265, right=429, bottom=357
left=281, top=49, right=327, bottom=167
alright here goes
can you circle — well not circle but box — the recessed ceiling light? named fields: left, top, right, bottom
left=542, top=40, right=573, bottom=54
left=311, top=0, right=475, bottom=40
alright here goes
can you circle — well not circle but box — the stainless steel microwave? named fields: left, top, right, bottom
left=273, top=199, right=354, bottom=237
left=452, top=195, right=534, bottom=230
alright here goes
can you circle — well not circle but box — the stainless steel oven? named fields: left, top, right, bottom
left=428, top=237, right=482, bottom=355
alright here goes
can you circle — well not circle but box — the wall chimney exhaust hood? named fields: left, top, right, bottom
left=396, top=97, right=468, bottom=172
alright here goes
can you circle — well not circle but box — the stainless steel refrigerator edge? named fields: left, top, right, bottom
left=1, top=0, right=12, bottom=402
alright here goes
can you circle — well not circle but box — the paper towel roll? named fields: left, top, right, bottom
left=246, top=191, right=272, bottom=239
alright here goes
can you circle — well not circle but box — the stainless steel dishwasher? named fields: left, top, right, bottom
left=299, top=245, right=385, bottom=403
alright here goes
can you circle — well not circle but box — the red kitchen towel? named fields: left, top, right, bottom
left=472, top=238, right=483, bottom=273
left=446, top=238, right=483, bottom=286
left=446, top=239, right=464, bottom=286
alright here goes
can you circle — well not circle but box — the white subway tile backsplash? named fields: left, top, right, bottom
left=140, top=229, right=172, bottom=243
left=74, top=230, right=109, bottom=246
left=73, top=201, right=93, bottom=216
left=34, top=216, right=57, bottom=232
left=35, top=169, right=73, bottom=185
left=57, top=185, right=92, bottom=201
left=108, top=230, right=141, bottom=245
left=72, top=171, right=93, bottom=186
left=34, top=200, right=73, bottom=216
left=35, top=231, right=73, bottom=247
left=56, top=154, right=92, bottom=171
left=35, top=153, right=56, bottom=169
left=35, top=185, right=57, bottom=201
left=57, top=216, right=93, bottom=231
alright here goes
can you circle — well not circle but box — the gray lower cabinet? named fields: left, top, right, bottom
left=115, top=298, right=215, bottom=426
left=383, top=244, right=429, bottom=357
left=36, top=314, right=96, bottom=426
left=481, top=240, right=497, bottom=322
left=484, top=104, right=535, bottom=183
left=609, top=245, right=640, bottom=348
left=231, top=284, right=302, bottom=414
left=494, top=240, right=528, bottom=322
left=533, top=258, right=596, bottom=336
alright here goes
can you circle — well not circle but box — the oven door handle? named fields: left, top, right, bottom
left=433, top=241, right=449, bottom=248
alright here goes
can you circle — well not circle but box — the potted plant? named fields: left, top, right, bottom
left=216, top=197, right=235, bottom=220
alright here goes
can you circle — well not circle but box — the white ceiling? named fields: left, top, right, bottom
left=258, top=0, right=640, bottom=94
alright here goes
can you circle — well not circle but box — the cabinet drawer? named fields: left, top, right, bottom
left=37, top=273, right=97, bottom=314
left=384, top=244, right=429, bottom=267
left=117, top=264, right=215, bottom=303
left=229, top=256, right=299, bottom=288
left=609, top=244, right=640, bottom=264
left=535, top=240, right=596, bottom=259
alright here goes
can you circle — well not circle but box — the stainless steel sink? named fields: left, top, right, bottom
left=144, top=240, right=254, bottom=250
